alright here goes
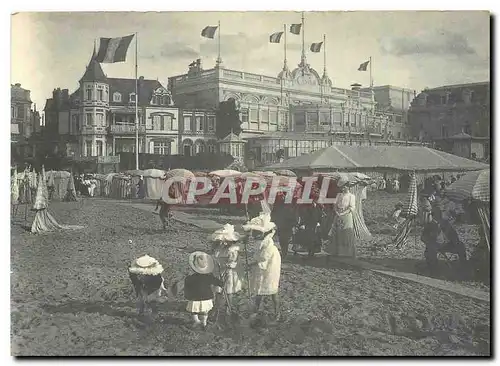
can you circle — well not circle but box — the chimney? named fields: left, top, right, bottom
left=15, top=83, right=21, bottom=87
left=62, top=89, right=69, bottom=101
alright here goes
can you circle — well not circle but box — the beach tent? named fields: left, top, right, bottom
left=142, top=168, right=167, bottom=200
left=265, top=145, right=489, bottom=174
left=45, top=171, right=75, bottom=201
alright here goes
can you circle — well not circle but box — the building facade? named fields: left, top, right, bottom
left=11, top=83, right=37, bottom=142
left=408, top=81, right=490, bottom=141
left=43, top=56, right=219, bottom=161
left=168, top=55, right=412, bottom=166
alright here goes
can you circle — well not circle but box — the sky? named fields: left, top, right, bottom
left=11, top=11, right=490, bottom=110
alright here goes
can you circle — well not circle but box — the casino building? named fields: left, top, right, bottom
left=168, top=50, right=412, bottom=166
left=45, top=42, right=414, bottom=168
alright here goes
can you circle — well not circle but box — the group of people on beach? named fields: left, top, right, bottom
left=128, top=211, right=282, bottom=329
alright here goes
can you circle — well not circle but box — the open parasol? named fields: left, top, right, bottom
left=209, top=169, right=241, bottom=178
left=253, top=171, right=276, bottom=178
left=445, top=169, right=490, bottom=203
left=163, top=168, right=195, bottom=180
left=274, top=169, right=296, bottom=177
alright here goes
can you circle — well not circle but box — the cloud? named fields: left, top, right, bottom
left=141, top=41, right=199, bottom=61
left=380, top=29, right=476, bottom=57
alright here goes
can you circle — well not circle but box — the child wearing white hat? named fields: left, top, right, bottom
left=210, top=224, right=243, bottom=310
left=243, top=212, right=281, bottom=320
left=184, top=251, right=223, bottom=329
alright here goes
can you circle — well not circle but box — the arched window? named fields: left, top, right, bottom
left=182, top=139, right=193, bottom=157
left=113, top=92, right=122, bottom=102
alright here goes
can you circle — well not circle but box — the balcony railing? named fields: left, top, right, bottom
left=109, top=125, right=146, bottom=134
left=81, top=126, right=107, bottom=135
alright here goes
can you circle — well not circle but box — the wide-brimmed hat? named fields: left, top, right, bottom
left=337, top=175, right=350, bottom=188
left=128, top=255, right=164, bottom=276
left=189, top=251, right=215, bottom=274
left=242, top=212, right=276, bottom=233
left=210, top=223, right=241, bottom=242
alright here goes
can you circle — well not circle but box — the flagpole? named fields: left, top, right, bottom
left=217, top=20, right=221, bottom=65
left=369, top=56, right=373, bottom=87
left=135, top=32, right=139, bottom=170
left=301, top=12, right=305, bottom=63
left=284, top=24, right=287, bottom=65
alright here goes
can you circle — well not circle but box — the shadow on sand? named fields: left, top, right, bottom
left=41, top=299, right=188, bottom=325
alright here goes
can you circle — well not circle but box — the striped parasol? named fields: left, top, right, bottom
left=209, top=169, right=241, bottom=178
left=394, top=172, right=418, bottom=248
left=445, top=169, right=490, bottom=203
left=274, top=169, right=296, bottom=177
left=163, top=168, right=195, bottom=180
left=253, top=171, right=276, bottom=178
left=11, top=167, right=19, bottom=205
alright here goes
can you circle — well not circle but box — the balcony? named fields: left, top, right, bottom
left=108, top=125, right=146, bottom=135
left=81, top=126, right=107, bottom=135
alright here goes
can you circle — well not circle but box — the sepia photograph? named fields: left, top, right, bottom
left=10, top=10, right=491, bottom=356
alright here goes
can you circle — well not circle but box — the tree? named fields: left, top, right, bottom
left=215, top=98, right=242, bottom=139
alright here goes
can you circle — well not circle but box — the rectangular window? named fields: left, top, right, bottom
left=208, top=116, right=215, bottom=131
left=11, top=106, right=15, bottom=118
left=17, top=106, right=25, bottom=119
left=320, top=112, right=330, bottom=126
left=86, top=89, right=92, bottom=101
left=153, top=141, right=170, bottom=155
left=184, top=116, right=192, bottom=131
left=294, top=113, right=306, bottom=132
left=85, top=141, right=92, bottom=156
left=164, top=115, right=173, bottom=130
left=270, top=111, right=278, bottom=124
left=333, top=112, right=342, bottom=124
left=96, top=141, right=103, bottom=156
left=130, top=93, right=136, bottom=103
left=98, top=90, right=103, bottom=101
left=196, top=116, right=204, bottom=131
left=397, top=132, right=401, bottom=139
left=306, top=112, right=318, bottom=129
left=152, top=115, right=161, bottom=130
left=86, top=113, right=93, bottom=126
left=260, top=108, right=269, bottom=123
left=96, top=113, right=104, bottom=126
left=250, top=109, right=258, bottom=122
left=241, top=109, right=249, bottom=123
left=351, top=114, right=357, bottom=126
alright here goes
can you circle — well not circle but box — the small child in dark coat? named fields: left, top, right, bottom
left=184, top=251, right=222, bottom=329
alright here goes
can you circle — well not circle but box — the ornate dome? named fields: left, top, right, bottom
left=290, top=61, right=321, bottom=86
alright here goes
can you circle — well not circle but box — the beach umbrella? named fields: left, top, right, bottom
left=394, top=172, right=418, bottom=248
left=274, top=169, right=296, bottom=177
left=253, top=171, right=276, bottom=177
left=209, top=169, right=241, bottom=178
left=163, top=168, right=195, bottom=180
left=445, top=169, right=490, bottom=203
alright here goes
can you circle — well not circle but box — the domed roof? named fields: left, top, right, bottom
left=290, top=62, right=321, bottom=86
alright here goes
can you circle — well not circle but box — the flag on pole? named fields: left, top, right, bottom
left=201, top=26, right=218, bottom=39
left=269, top=31, right=284, bottom=43
left=95, top=34, right=135, bottom=63
left=310, top=42, right=323, bottom=52
left=289, top=24, right=302, bottom=35
left=358, top=60, right=370, bottom=71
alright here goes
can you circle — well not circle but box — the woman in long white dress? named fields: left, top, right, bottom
left=326, top=177, right=357, bottom=259
left=243, top=212, right=281, bottom=319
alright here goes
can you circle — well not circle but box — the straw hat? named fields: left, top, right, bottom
left=129, top=255, right=164, bottom=276
left=189, top=251, right=215, bottom=274
left=337, top=175, right=350, bottom=188
left=210, top=223, right=241, bottom=242
left=242, top=212, right=276, bottom=233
